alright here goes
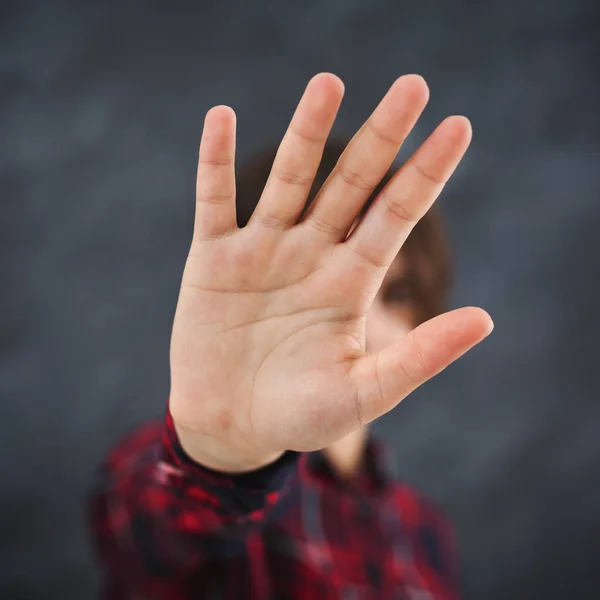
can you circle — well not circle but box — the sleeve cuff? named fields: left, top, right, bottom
left=162, top=405, right=302, bottom=515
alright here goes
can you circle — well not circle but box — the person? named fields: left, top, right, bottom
left=87, top=72, right=493, bottom=599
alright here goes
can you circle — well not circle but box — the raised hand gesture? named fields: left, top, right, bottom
left=170, top=73, right=493, bottom=472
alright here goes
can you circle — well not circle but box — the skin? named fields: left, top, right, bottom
left=322, top=254, right=413, bottom=480
left=170, top=72, right=494, bottom=473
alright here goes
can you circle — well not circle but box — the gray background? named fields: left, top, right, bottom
left=1, top=0, right=599, bottom=598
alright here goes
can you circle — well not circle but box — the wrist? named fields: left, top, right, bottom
left=173, top=421, right=285, bottom=474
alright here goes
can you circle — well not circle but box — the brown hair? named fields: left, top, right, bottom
left=235, top=136, right=453, bottom=327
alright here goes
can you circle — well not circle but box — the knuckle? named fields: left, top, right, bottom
left=408, top=331, right=428, bottom=379
left=272, top=168, right=314, bottom=187
left=337, top=164, right=377, bottom=192
left=307, top=214, right=342, bottom=237
left=289, top=125, right=324, bottom=145
left=252, top=210, right=291, bottom=231
left=410, top=160, right=446, bottom=186
left=380, top=190, right=419, bottom=224
left=367, top=120, right=401, bottom=146
left=396, top=353, right=420, bottom=385
left=347, top=240, right=388, bottom=269
left=354, top=383, right=365, bottom=427
left=197, top=191, right=234, bottom=204
left=373, top=353, right=386, bottom=416
left=198, top=157, right=233, bottom=167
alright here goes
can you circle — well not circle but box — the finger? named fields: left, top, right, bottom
left=250, top=73, right=345, bottom=230
left=349, top=307, right=494, bottom=425
left=344, top=116, right=472, bottom=272
left=300, top=74, right=429, bottom=242
left=194, top=105, right=237, bottom=241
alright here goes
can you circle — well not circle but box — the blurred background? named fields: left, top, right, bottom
left=1, top=0, right=599, bottom=598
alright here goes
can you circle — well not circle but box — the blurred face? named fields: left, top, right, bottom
left=365, top=253, right=415, bottom=354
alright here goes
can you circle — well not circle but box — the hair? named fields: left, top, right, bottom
left=235, top=136, right=453, bottom=327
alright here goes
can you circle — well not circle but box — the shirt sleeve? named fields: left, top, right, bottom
left=87, top=406, right=302, bottom=597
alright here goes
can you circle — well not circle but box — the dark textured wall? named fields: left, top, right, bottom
left=2, top=1, right=599, bottom=598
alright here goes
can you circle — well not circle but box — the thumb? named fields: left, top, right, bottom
left=349, top=307, right=494, bottom=425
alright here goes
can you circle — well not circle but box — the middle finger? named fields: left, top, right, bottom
left=299, top=74, right=430, bottom=242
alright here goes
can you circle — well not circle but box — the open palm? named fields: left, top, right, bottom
left=170, top=73, right=492, bottom=467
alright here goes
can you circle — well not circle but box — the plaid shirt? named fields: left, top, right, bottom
left=87, top=407, right=459, bottom=599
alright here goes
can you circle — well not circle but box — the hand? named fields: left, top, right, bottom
left=170, top=73, right=493, bottom=472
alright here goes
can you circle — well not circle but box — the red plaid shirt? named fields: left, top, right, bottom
left=87, top=407, right=459, bottom=599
